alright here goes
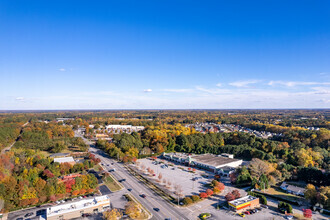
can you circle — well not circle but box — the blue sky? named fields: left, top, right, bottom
left=1, top=0, right=330, bottom=109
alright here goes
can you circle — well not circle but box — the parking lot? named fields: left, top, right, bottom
left=136, top=158, right=216, bottom=197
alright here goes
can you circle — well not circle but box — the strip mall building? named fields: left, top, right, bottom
left=162, top=152, right=242, bottom=174
left=228, top=196, right=260, bottom=213
left=46, top=195, right=110, bottom=220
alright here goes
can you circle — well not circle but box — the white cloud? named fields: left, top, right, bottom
left=143, top=89, right=152, bottom=93
left=268, top=81, right=330, bottom=87
left=229, top=80, right=261, bottom=87
left=163, top=89, right=193, bottom=93
left=216, top=83, right=222, bottom=87
left=15, top=97, right=25, bottom=101
left=58, top=68, right=66, bottom=72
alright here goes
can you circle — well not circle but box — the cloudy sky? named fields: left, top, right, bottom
left=1, top=0, right=330, bottom=109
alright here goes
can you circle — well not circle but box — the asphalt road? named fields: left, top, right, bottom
left=89, top=146, right=190, bottom=220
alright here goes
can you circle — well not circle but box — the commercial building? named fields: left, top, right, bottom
left=105, top=125, right=145, bottom=133
left=228, top=195, right=260, bottom=213
left=53, top=156, right=75, bottom=165
left=46, top=195, right=110, bottom=220
left=162, top=153, right=242, bottom=173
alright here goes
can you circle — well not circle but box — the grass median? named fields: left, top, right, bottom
left=103, top=174, right=123, bottom=192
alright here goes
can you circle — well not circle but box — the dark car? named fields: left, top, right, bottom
left=141, top=194, right=146, bottom=198
left=24, top=212, right=34, bottom=217
left=119, top=179, right=126, bottom=182
left=82, top=213, right=92, bottom=217
left=153, top=208, right=160, bottom=212
left=127, top=188, right=132, bottom=191
left=16, top=218, right=23, bottom=220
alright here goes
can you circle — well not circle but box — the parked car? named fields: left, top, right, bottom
left=24, top=212, right=33, bottom=217
left=238, top=213, right=245, bottom=218
left=82, top=213, right=92, bottom=217
left=261, top=204, right=268, bottom=209
left=244, top=211, right=250, bottom=215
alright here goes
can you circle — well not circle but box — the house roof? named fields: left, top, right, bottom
left=281, top=182, right=305, bottom=193
left=286, top=185, right=305, bottom=193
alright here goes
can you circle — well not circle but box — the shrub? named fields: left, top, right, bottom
left=278, top=201, right=293, bottom=214
left=183, top=197, right=193, bottom=205
left=191, top=195, right=200, bottom=202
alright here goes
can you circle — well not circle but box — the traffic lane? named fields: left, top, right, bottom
left=96, top=155, right=169, bottom=220
left=97, top=155, right=187, bottom=220
left=95, top=153, right=177, bottom=220
left=91, top=147, right=189, bottom=219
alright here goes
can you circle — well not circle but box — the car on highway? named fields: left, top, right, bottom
left=153, top=208, right=160, bottom=212
left=141, top=194, right=147, bottom=198
left=119, top=179, right=126, bottom=182
left=127, top=188, right=132, bottom=191
left=109, top=168, right=116, bottom=172
left=16, top=218, right=23, bottom=220
left=24, top=212, right=34, bottom=217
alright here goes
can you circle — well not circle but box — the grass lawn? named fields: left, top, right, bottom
left=265, top=187, right=302, bottom=202
left=103, top=175, right=122, bottom=192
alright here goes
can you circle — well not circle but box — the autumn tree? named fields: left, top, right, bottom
left=305, top=184, right=317, bottom=203
left=103, top=208, right=122, bottom=220
left=199, top=192, right=208, bottom=199
left=225, top=192, right=235, bottom=201
left=125, top=201, right=141, bottom=219
left=158, top=173, right=162, bottom=182
left=206, top=189, right=213, bottom=197
left=249, top=158, right=273, bottom=179
left=232, top=190, right=240, bottom=199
